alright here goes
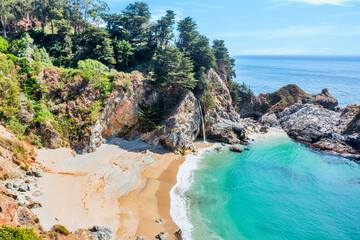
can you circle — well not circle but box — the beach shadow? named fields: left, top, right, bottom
left=106, top=137, right=172, bottom=155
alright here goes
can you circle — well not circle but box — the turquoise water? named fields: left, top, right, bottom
left=184, top=134, right=360, bottom=240
left=234, top=55, right=360, bottom=106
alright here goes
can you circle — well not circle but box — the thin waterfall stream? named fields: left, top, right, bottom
left=197, top=99, right=207, bottom=143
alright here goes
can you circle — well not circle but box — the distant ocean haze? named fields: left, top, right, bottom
left=234, top=55, right=360, bottom=106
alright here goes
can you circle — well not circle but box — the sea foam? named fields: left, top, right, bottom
left=170, top=144, right=218, bottom=240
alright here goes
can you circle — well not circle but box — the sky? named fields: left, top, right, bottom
left=106, top=0, right=360, bottom=56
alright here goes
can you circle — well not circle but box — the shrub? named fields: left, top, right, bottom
left=0, top=37, right=9, bottom=53
left=200, top=91, right=215, bottom=110
left=78, top=59, right=109, bottom=73
left=52, top=224, right=69, bottom=236
left=0, top=225, right=43, bottom=240
left=137, top=101, right=164, bottom=131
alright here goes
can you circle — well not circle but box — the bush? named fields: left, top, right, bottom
left=137, top=101, right=164, bottom=131
left=0, top=225, right=44, bottom=240
left=200, top=91, right=215, bottom=110
left=52, top=224, right=69, bottom=236
left=0, top=36, right=9, bottom=53
left=78, top=59, right=109, bottom=73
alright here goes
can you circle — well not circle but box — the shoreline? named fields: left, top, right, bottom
left=32, top=138, right=212, bottom=239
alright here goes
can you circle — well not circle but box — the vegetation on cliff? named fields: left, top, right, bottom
left=0, top=1, right=253, bottom=152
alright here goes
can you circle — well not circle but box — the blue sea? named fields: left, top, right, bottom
left=170, top=56, right=360, bottom=240
left=234, top=55, right=360, bottom=106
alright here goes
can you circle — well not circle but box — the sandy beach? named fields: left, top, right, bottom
left=32, top=138, right=202, bottom=239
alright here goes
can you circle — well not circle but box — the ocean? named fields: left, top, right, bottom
left=170, top=55, right=360, bottom=240
left=234, top=55, right=360, bottom=106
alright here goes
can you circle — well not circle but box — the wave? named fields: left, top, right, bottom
left=170, top=144, right=217, bottom=240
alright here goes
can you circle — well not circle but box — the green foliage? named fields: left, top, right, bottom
left=94, top=38, right=115, bottom=67
left=0, top=54, right=20, bottom=119
left=153, top=10, right=176, bottom=48
left=189, top=35, right=216, bottom=72
left=52, top=224, right=69, bottom=236
left=0, top=36, right=9, bottom=52
left=23, top=76, right=46, bottom=101
left=177, top=17, right=198, bottom=52
left=154, top=46, right=197, bottom=90
left=17, top=33, right=35, bottom=60
left=39, top=47, right=53, bottom=67
left=114, top=39, right=134, bottom=69
left=137, top=101, right=164, bottom=131
left=212, top=40, right=235, bottom=79
left=200, top=91, right=215, bottom=110
left=0, top=225, right=44, bottom=240
left=229, top=81, right=254, bottom=104
left=94, top=75, right=113, bottom=102
left=78, top=59, right=109, bottom=73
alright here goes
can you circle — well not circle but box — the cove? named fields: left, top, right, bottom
left=184, top=132, right=360, bottom=240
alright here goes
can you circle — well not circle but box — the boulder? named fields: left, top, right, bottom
left=88, top=225, right=114, bottom=240
left=229, top=146, right=242, bottom=153
left=156, top=232, right=168, bottom=240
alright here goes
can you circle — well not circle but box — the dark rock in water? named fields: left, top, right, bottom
left=156, top=232, right=168, bottom=240
left=221, top=142, right=226, bottom=146
left=174, top=229, right=183, bottom=240
left=88, top=225, right=114, bottom=240
left=244, top=147, right=250, bottom=151
left=240, top=140, right=249, bottom=145
left=214, top=147, right=222, bottom=152
left=229, top=146, right=242, bottom=153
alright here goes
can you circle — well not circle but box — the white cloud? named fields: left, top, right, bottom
left=273, top=0, right=360, bottom=5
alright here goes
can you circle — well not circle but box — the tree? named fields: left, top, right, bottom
left=154, top=46, right=197, bottom=90
left=0, top=53, right=20, bottom=119
left=0, top=0, right=15, bottom=39
left=121, top=2, right=151, bottom=42
left=212, top=40, right=235, bottom=79
left=189, top=35, right=216, bottom=72
left=33, top=0, right=49, bottom=33
left=94, top=37, right=115, bottom=67
left=154, top=10, right=176, bottom=48
left=177, top=17, right=198, bottom=52
left=114, top=39, right=134, bottom=69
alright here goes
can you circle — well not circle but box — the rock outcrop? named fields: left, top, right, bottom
left=239, top=84, right=338, bottom=119
left=251, top=86, right=360, bottom=159
left=204, top=69, right=263, bottom=144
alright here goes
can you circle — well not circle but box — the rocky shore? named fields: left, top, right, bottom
left=240, top=85, right=360, bottom=160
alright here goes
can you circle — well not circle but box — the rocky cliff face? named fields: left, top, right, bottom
left=249, top=86, right=360, bottom=160
left=85, top=69, right=262, bottom=152
left=204, top=69, right=263, bottom=144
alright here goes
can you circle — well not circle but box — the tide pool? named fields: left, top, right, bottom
left=173, top=133, right=360, bottom=240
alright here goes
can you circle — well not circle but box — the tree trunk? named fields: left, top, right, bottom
left=3, top=25, right=6, bottom=40
left=51, top=20, right=54, bottom=35
left=1, top=16, right=7, bottom=40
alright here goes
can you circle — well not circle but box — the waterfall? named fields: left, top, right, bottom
left=197, top=99, right=207, bottom=143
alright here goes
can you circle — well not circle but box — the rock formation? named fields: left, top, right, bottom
left=243, top=85, right=360, bottom=160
